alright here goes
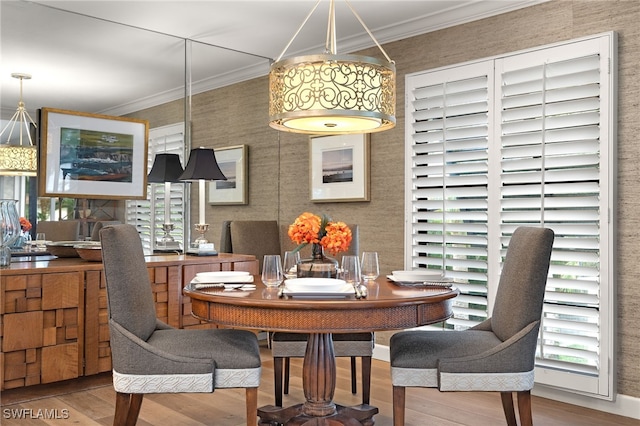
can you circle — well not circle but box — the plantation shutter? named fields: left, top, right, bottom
left=405, top=33, right=615, bottom=398
left=495, top=36, right=614, bottom=397
left=126, top=123, right=186, bottom=251
left=406, top=61, right=494, bottom=330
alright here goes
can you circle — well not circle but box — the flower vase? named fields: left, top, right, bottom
left=1, top=199, right=21, bottom=267
left=296, top=243, right=338, bottom=279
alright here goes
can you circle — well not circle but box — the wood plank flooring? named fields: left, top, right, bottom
left=1, top=344, right=636, bottom=426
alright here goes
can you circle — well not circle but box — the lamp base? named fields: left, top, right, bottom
left=192, top=223, right=209, bottom=248
left=155, top=223, right=181, bottom=252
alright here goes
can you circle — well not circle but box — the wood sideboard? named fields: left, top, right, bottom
left=0, top=253, right=258, bottom=391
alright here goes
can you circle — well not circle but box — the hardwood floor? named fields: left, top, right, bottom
left=1, top=344, right=635, bottom=426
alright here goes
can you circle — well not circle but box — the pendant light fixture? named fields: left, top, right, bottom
left=268, top=0, right=396, bottom=135
left=0, top=73, right=37, bottom=176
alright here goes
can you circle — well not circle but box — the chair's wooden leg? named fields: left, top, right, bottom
left=351, top=356, right=357, bottom=394
left=283, top=357, right=291, bottom=395
left=273, top=357, right=284, bottom=407
left=246, top=387, right=258, bottom=426
left=113, top=392, right=143, bottom=426
left=517, top=390, right=533, bottom=426
left=113, top=392, right=130, bottom=426
left=361, top=356, right=372, bottom=405
left=126, top=394, right=143, bottom=426
left=500, top=391, right=518, bottom=426
left=392, top=385, right=406, bottom=426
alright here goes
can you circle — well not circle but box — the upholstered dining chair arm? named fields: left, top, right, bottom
left=438, top=321, right=540, bottom=374
left=469, top=318, right=493, bottom=331
left=110, top=320, right=215, bottom=376
left=155, top=319, right=173, bottom=330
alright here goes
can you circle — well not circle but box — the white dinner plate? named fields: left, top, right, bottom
left=194, top=271, right=253, bottom=283
left=387, top=275, right=453, bottom=287
left=282, top=283, right=355, bottom=298
left=284, top=278, right=347, bottom=292
left=391, top=270, right=445, bottom=282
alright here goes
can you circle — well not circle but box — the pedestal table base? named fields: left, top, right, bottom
left=258, top=403, right=378, bottom=426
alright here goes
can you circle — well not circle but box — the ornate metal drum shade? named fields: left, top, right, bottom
left=268, top=0, right=396, bottom=135
left=269, top=53, right=395, bottom=134
left=0, top=73, right=37, bottom=176
left=0, top=145, right=37, bottom=176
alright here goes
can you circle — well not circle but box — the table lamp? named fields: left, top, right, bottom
left=147, top=153, right=184, bottom=251
left=179, top=147, right=226, bottom=249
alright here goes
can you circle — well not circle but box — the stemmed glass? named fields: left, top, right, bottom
left=361, top=252, right=379, bottom=283
left=262, top=255, right=284, bottom=287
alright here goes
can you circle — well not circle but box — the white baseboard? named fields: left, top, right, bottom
left=372, top=344, right=639, bottom=420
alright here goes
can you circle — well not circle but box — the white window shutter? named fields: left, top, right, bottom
left=126, top=123, right=186, bottom=252
left=406, top=33, right=616, bottom=398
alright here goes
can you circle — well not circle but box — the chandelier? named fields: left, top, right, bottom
left=268, top=0, right=396, bottom=135
left=0, top=73, right=37, bottom=176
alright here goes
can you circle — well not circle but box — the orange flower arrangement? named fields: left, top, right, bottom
left=19, top=217, right=32, bottom=232
left=288, top=212, right=352, bottom=256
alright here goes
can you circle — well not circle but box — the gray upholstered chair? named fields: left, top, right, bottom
left=90, top=220, right=121, bottom=241
left=229, top=220, right=282, bottom=273
left=220, top=220, right=373, bottom=406
left=36, top=220, right=80, bottom=241
left=390, top=226, right=554, bottom=426
left=100, top=224, right=261, bottom=426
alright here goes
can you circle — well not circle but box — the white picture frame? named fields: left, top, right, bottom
left=207, top=145, right=248, bottom=205
left=309, top=134, right=370, bottom=202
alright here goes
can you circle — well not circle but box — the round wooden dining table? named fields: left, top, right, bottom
left=184, top=276, right=458, bottom=426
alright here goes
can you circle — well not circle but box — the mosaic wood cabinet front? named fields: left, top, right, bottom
left=0, top=255, right=258, bottom=390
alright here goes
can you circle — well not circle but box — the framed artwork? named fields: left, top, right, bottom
left=310, top=134, right=370, bottom=202
left=208, top=144, right=248, bottom=205
left=39, top=107, right=149, bottom=199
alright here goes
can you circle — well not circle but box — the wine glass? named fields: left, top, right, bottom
left=283, top=250, right=300, bottom=280
left=262, top=255, right=284, bottom=287
left=361, top=251, right=379, bottom=282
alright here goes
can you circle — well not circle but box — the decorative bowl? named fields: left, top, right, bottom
left=74, top=243, right=103, bottom=262
left=45, top=241, right=85, bottom=258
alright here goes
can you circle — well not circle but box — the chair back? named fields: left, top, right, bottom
left=36, top=220, right=80, bottom=241
left=90, top=220, right=121, bottom=241
left=220, top=220, right=233, bottom=252
left=491, top=226, right=554, bottom=342
left=100, top=224, right=157, bottom=342
left=229, top=220, right=281, bottom=272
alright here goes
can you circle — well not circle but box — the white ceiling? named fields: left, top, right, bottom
left=1, top=0, right=545, bottom=121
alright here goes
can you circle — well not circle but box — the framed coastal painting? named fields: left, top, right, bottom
left=309, top=134, right=370, bottom=202
left=39, top=107, right=149, bottom=199
left=208, top=144, right=248, bottom=205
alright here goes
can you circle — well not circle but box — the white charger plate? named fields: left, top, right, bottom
left=282, top=283, right=355, bottom=298
left=391, top=270, right=445, bottom=282
left=194, top=271, right=252, bottom=283
left=284, top=278, right=347, bottom=292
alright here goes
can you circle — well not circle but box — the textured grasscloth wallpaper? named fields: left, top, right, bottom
left=131, top=1, right=639, bottom=398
